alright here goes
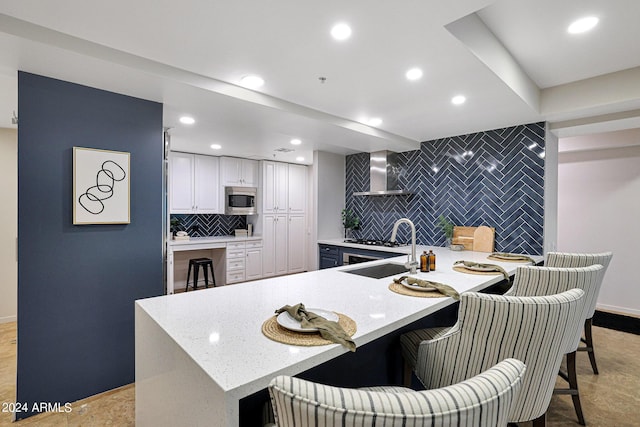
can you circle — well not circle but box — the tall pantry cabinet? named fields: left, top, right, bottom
left=260, top=161, right=307, bottom=277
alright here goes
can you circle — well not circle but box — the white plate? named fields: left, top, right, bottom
left=401, top=281, right=436, bottom=292
left=276, top=308, right=339, bottom=333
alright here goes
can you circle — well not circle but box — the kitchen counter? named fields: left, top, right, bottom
left=136, top=247, right=543, bottom=427
left=317, top=237, right=412, bottom=254
left=166, top=235, right=263, bottom=293
left=169, top=235, right=262, bottom=250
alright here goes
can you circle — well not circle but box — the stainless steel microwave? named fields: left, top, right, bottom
left=225, top=186, right=257, bottom=215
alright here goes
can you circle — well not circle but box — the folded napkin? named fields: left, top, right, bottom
left=490, top=252, right=536, bottom=264
left=454, top=260, right=510, bottom=280
left=275, top=303, right=356, bottom=352
left=393, top=276, right=460, bottom=300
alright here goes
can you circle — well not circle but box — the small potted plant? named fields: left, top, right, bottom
left=170, top=217, right=181, bottom=237
left=438, top=215, right=454, bottom=247
left=341, top=209, right=360, bottom=239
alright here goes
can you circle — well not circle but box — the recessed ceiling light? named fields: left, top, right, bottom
left=568, top=16, right=599, bottom=34
left=210, top=144, right=221, bottom=150
left=451, top=95, right=466, bottom=105
left=367, top=118, right=382, bottom=127
left=179, top=116, right=195, bottom=125
left=406, top=68, right=423, bottom=81
left=296, top=156, right=305, bottom=162
left=239, top=75, right=265, bottom=89
left=290, top=138, right=301, bottom=145
left=331, top=23, right=352, bottom=41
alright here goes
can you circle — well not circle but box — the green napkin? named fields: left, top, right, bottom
left=490, top=252, right=536, bottom=264
left=275, top=303, right=356, bottom=352
left=393, top=276, right=460, bottom=300
left=454, top=260, right=510, bottom=280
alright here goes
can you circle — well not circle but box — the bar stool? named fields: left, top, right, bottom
left=185, top=258, right=216, bottom=291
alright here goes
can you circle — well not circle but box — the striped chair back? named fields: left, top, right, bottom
left=414, top=289, right=585, bottom=424
left=545, top=251, right=613, bottom=318
left=269, top=358, right=526, bottom=427
left=506, top=265, right=602, bottom=353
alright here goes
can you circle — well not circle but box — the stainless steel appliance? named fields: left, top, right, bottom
left=224, top=186, right=257, bottom=215
left=342, top=251, right=383, bottom=265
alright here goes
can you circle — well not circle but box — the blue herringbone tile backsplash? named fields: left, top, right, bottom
left=346, top=122, right=545, bottom=254
left=170, top=214, right=246, bottom=237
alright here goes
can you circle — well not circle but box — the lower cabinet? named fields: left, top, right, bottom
left=245, top=241, right=263, bottom=281
left=262, top=214, right=306, bottom=277
left=319, top=244, right=341, bottom=269
left=287, top=215, right=306, bottom=274
left=226, top=239, right=263, bottom=284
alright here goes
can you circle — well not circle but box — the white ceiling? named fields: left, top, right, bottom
left=1, top=0, right=640, bottom=163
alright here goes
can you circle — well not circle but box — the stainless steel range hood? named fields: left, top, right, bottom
left=353, top=150, right=413, bottom=196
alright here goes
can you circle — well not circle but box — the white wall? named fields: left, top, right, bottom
left=558, top=129, right=640, bottom=317
left=0, top=127, right=17, bottom=323
left=310, top=151, right=345, bottom=270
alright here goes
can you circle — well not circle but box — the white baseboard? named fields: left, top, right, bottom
left=0, top=315, right=17, bottom=324
left=596, top=303, right=640, bottom=318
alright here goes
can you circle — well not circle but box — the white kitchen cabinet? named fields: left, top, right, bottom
left=225, top=241, right=246, bottom=284
left=245, top=240, right=263, bottom=281
left=170, top=152, right=195, bottom=213
left=226, top=239, right=263, bottom=284
left=287, top=164, right=306, bottom=214
left=262, top=161, right=288, bottom=214
left=260, top=161, right=308, bottom=276
left=170, top=152, right=220, bottom=214
left=262, top=214, right=288, bottom=277
left=287, top=214, right=306, bottom=273
left=220, top=157, right=258, bottom=187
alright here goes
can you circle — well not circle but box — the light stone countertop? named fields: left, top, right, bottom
left=168, top=235, right=262, bottom=247
left=136, top=246, right=543, bottom=401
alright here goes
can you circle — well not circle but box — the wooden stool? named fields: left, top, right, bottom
left=186, top=258, right=216, bottom=291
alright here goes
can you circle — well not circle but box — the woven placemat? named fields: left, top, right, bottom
left=453, top=266, right=504, bottom=275
left=262, top=313, right=357, bottom=347
left=487, top=255, right=532, bottom=263
left=388, top=282, right=448, bottom=298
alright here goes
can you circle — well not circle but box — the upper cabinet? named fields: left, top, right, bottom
left=287, top=164, right=307, bottom=214
left=262, top=161, right=288, bottom=214
left=262, top=161, right=306, bottom=214
left=220, top=157, right=258, bottom=187
left=169, top=152, right=220, bottom=214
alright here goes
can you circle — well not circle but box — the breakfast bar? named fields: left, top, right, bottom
left=135, top=247, right=543, bottom=427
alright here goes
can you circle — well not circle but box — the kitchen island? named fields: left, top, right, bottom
left=136, top=246, right=542, bottom=427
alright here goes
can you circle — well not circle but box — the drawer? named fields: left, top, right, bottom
left=319, top=244, right=339, bottom=256
left=227, top=271, right=245, bottom=284
left=227, top=242, right=246, bottom=250
left=245, top=240, right=263, bottom=249
left=226, top=249, right=246, bottom=259
left=227, top=258, right=245, bottom=271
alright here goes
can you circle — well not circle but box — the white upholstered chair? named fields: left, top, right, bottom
left=268, top=358, right=526, bottom=427
left=545, top=251, right=613, bottom=375
left=504, top=264, right=604, bottom=425
left=401, top=289, right=585, bottom=427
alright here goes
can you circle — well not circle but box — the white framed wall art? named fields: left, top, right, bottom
left=73, top=147, right=130, bottom=225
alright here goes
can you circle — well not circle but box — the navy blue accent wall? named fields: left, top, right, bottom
left=171, top=214, right=246, bottom=237
left=346, top=122, right=545, bottom=254
left=17, top=72, right=163, bottom=418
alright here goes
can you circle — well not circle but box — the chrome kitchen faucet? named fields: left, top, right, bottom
left=390, top=218, right=418, bottom=274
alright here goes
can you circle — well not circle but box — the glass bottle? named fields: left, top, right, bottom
left=420, top=251, right=430, bottom=272
left=428, top=250, right=436, bottom=271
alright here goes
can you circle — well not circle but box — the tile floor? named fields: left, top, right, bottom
left=1, top=321, right=638, bottom=426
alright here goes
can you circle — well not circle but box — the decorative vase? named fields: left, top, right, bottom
left=344, top=228, right=353, bottom=240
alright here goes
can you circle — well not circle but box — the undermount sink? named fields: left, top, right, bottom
left=343, top=263, right=409, bottom=279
